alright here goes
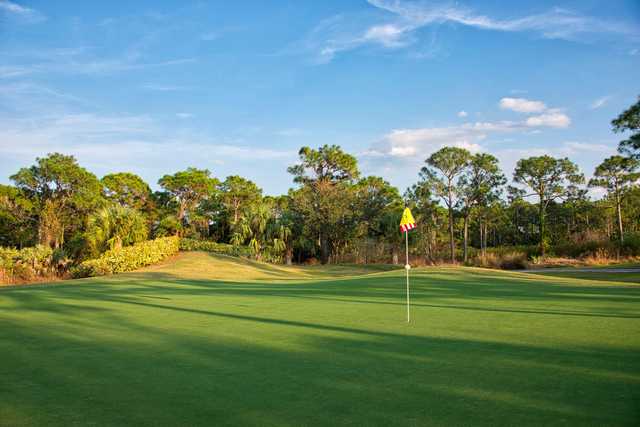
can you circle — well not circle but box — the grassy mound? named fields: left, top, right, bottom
left=1, top=252, right=639, bottom=426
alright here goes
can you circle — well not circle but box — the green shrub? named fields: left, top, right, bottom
left=72, top=236, right=179, bottom=278
left=553, top=239, right=610, bottom=258
left=468, top=250, right=529, bottom=270
left=179, top=238, right=251, bottom=257
left=84, top=204, right=149, bottom=257
left=0, top=245, right=55, bottom=283
left=621, top=233, right=640, bottom=256
left=470, top=245, right=539, bottom=259
left=553, top=234, right=640, bottom=259
left=154, top=216, right=182, bottom=238
left=498, top=252, right=529, bottom=270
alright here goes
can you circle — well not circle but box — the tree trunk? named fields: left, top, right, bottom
left=448, top=187, right=455, bottom=263
left=616, top=191, right=624, bottom=245
left=538, top=200, right=546, bottom=256
left=479, top=220, right=485, bottom=258
left=513, top=206, right=520, bottom=243
left=483, top=222, right=488, bottom=257
left=319, top=232, right=330, bottom=264
left=463, top=214, right=469, bottom=263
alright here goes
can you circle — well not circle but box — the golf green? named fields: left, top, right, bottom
left=1, top=252, right=639, bottom=426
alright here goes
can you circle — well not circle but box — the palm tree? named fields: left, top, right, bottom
left=85, top=204, right=148, bottom=257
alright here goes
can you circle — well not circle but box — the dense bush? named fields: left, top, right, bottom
left=468, top=245, right=538, bottom=259
left=497, top=252, right=529, bottom=270
left=0, top=245, right=56, bottom=283
left=179, top=238, right=251, bottom=257
left=621, top=233, right=640, bottom=256
left=72, top=236, right=179, bottom=278
left=469, top=251, right=529, bottom=270
left=552, top=233, right=640, bottom=258
left=84, top=204, right=149, bottom=258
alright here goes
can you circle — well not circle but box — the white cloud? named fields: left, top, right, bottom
left=363, top=24, right=411, bottom=48
left=0, top=65, right=33, bottom=78
left=457, top=110, right=468, bottom=118
left=6, top=58, right=196, bottom=77
left=0, top=112, right=296, bottom=193
left=0, top=0, right=28, bottom=13
left=367, top=121, right=519, bottom=159
left=366, top=97, right=573, bottom=160
left=64, top=58, right=197, bottom=75
left=303, top=1, right=639, bottom=63
left=200, top=26, right=243, bottom=42
left=0, top=82, right=90, bottom=108
left=590, top=95, right=611, bottom=109
left=563, top=141, right=611, bottom=153
left=499, top=97, right=547, bottom=113
left=525, top=112, right=571, bottom=128
left=1, top=44, right=196, bottom=77
left=497, top=97, right=570, bottom=127
left=0, top=0, right=42, bottom=19
left=0, top=113, right=292, bottom=159
left=366, top=1, right=638, bottom=40
left=0, top=76, right=294, bottom=195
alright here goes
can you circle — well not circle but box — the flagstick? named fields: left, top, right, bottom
left=405, top=229, right=410, bottom=323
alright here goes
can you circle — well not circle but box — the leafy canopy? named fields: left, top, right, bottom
left=0, top=184, right=35, bottom=247
left=612, top=96, right=640, bottom=159
left=219, top=175, right=263, bottom=224
left=458, top=153, right=506, bottom=211
left=589, top=155, right=640, bottom=195
left=287, top=145, right=359, bottom=264
left=102, top=172, right=153, bottom=211
left=513, top=155, right=584, bottom=204
left=288, top=145, right=359, bottom=184
left=11, top=153, right=102, bottom=210
left=158, top=168, right=218, bottom=220
left=9, top=153, right=103, bottom=248
left=354, top=176, right=402, bottom=237
left=420, top=146, right=472, bottom=207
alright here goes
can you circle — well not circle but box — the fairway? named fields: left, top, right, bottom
left=1, top=252, right=639, bottom=426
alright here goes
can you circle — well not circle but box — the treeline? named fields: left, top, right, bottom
left=1, top=98, right=639, bottom=274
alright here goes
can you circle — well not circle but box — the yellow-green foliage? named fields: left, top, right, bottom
left=179, top=238, right=251, bottom=257
left=72, top=236, right=179, bottom=278
left=0, top=245, right=55, bottom=283
left=469, top=251, right=529, bottom=270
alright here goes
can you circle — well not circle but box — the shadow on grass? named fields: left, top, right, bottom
left=5, top=268, right=639, bottom=320
left=1, top=304, right=639, bottom=426
left=525, top=270, right=640, bottom=284
left=1, top=268, right=639, bottom=426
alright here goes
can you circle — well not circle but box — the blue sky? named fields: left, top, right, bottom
left=1, top=0, right=639, bottom=195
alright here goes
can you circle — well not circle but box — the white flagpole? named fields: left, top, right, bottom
left=405, top=229, right=410, bottom=323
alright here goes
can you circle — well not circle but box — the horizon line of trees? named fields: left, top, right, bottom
left=1, top=98, right=639, bottom=266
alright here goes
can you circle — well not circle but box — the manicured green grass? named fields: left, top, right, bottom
left=528, top=265, right=640, bottom=283
left=530, top=270, right=640, bottom=283
left=1, top=252, right=639, bottom=426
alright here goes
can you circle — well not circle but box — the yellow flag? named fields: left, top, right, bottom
left=399, top=207, right=416, bottom=232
